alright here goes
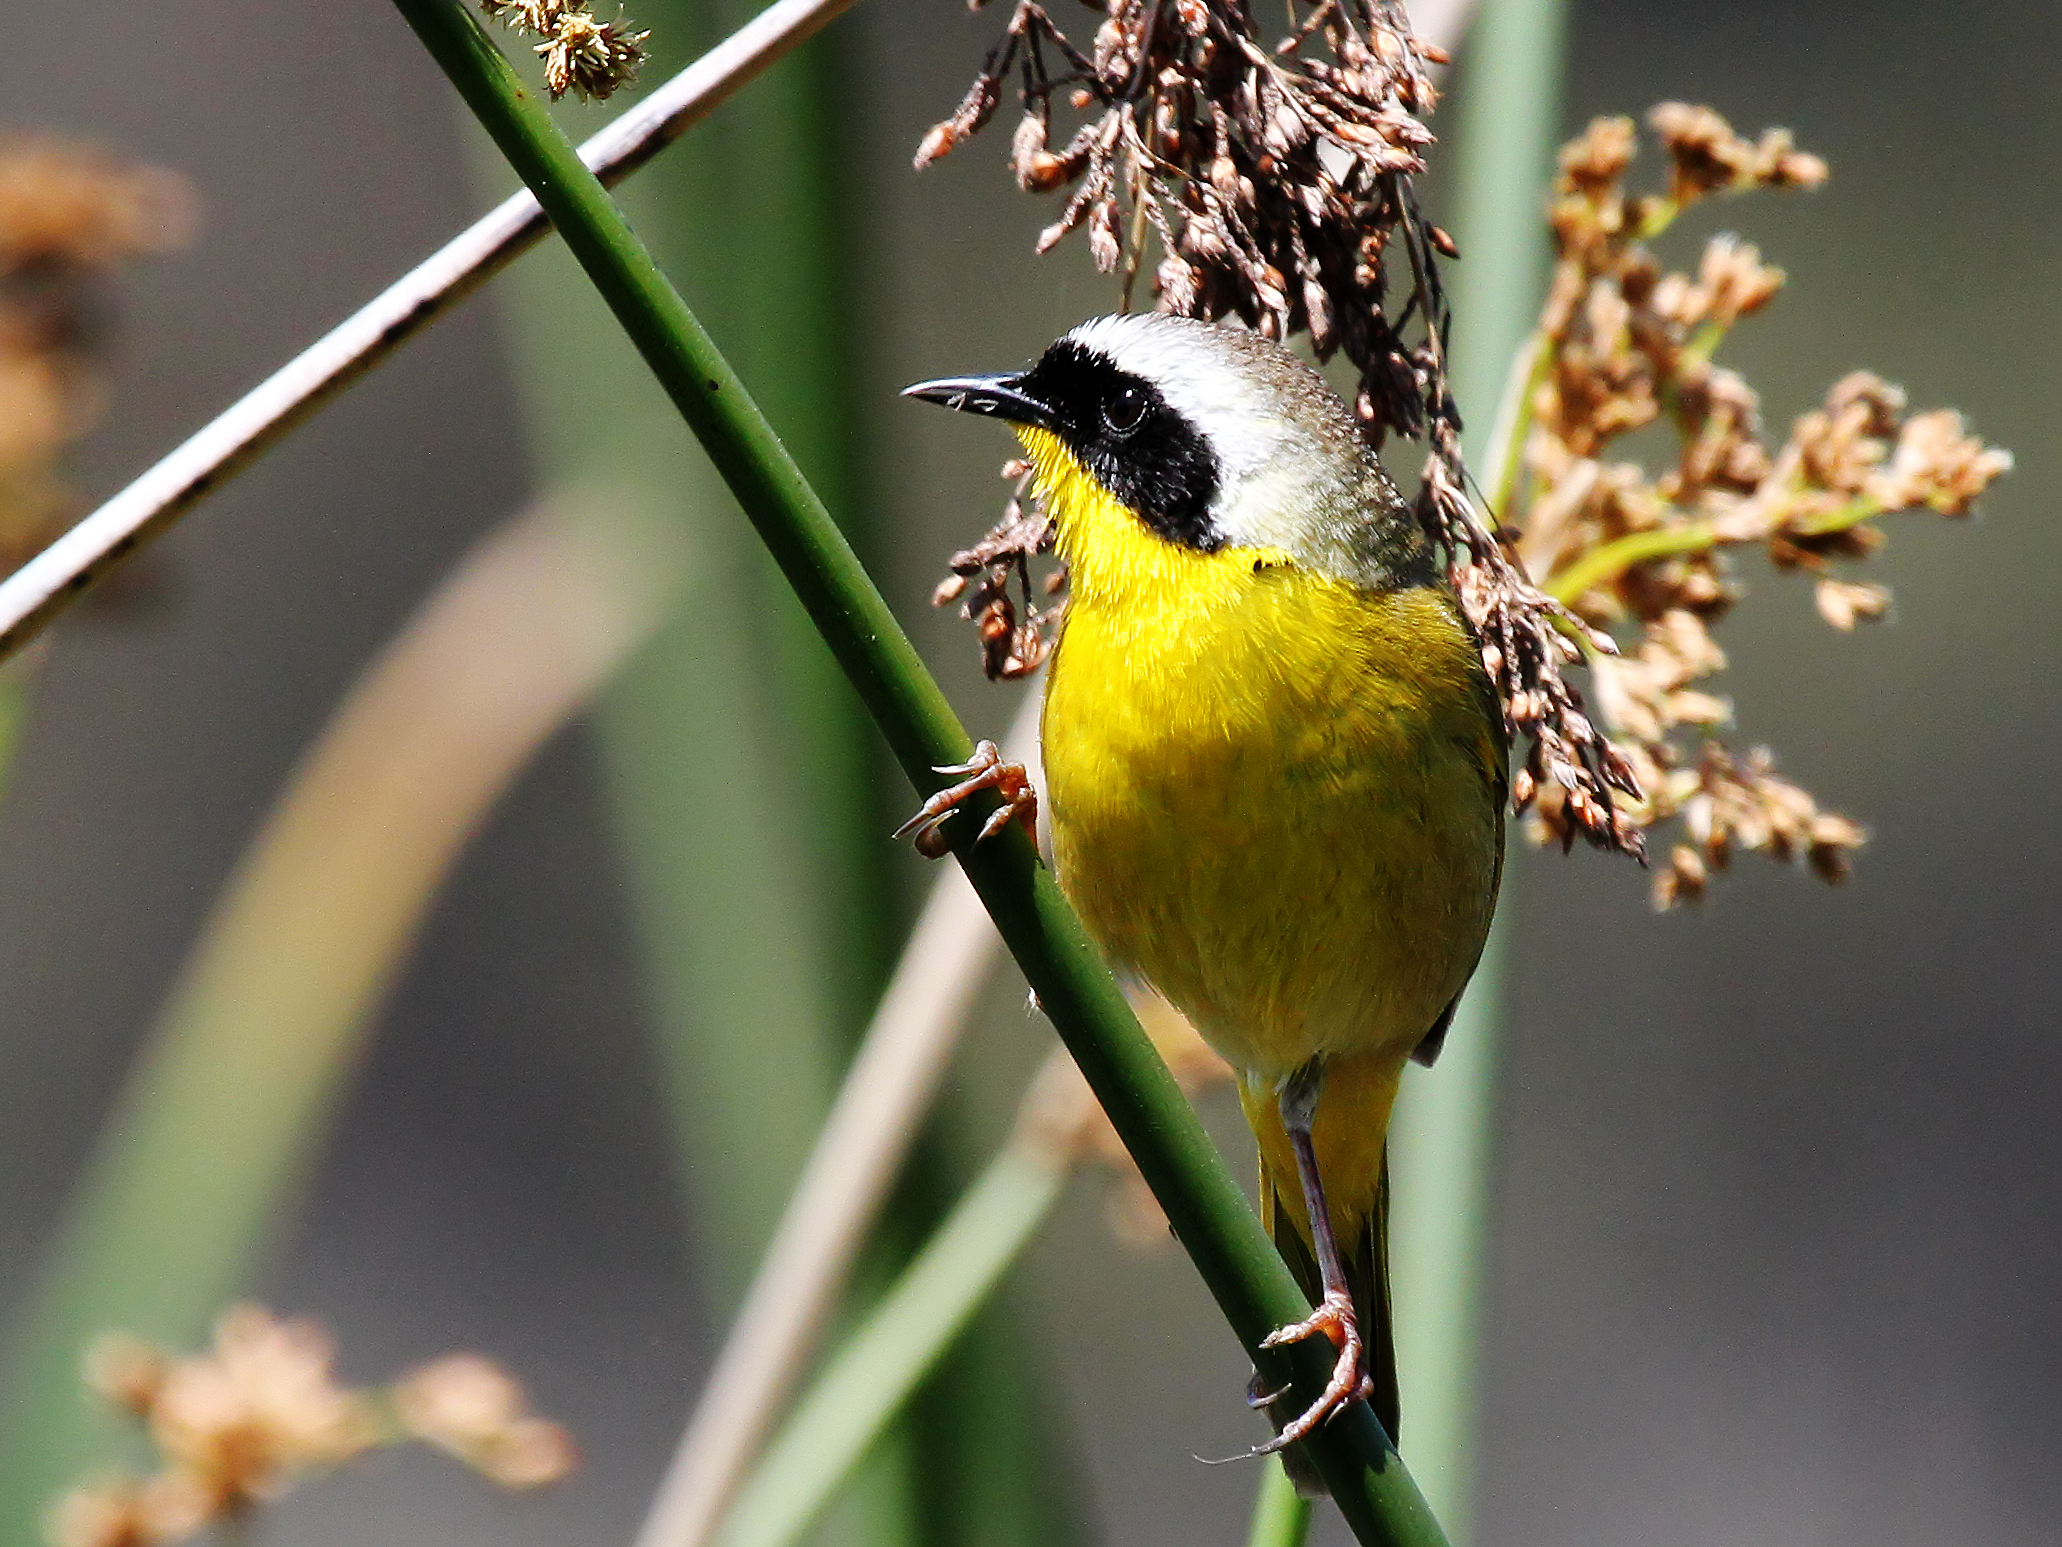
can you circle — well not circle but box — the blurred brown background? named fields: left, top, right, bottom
left=0, top=1, right=2054, bottom=1544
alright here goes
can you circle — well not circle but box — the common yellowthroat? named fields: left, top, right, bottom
left=906, top=314, right=1506, bottom=1457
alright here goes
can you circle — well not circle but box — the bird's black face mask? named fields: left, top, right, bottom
left=906, top=340, right=1225, bottom=552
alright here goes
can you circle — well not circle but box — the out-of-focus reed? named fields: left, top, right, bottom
left=0, top=488, right=683, bottom=1538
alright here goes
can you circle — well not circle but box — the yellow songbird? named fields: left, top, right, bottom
left=904, top=314, right=1505, bottom=1458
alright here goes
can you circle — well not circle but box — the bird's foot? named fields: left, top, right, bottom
left=1251, top=1287, right=1372, bottom=1452
left=893, top=740, right=1037, bottom=858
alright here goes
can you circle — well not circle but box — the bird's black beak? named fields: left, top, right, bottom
left=902, top=372, right=1057, bottom=430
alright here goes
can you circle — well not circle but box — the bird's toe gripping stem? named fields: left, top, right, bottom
left=1249, top=1287, right=1374, bottom=1453
left=893, top=739, right=1038, bottom=858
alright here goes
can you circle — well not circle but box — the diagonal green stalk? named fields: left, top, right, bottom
left=0, top=660, right=33, bottom=811
left=714, top=1141, right=1069, bottom=1547
left=0, top=492, right=682, bottom=1541
left=389, top=1, right=1450, bottom=1538
left=1245, top=1458, right=1315, bottom=1547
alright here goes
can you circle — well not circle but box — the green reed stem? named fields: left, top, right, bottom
left=1244, top=1459, right=1315, bottom=1547
left=716, top=1143, right=1068, bottom=1547
left=1542, top=493, right=1883, bottom=607
left=0, top=496, right=678, bottom=1543
left=0, top=660, right=33, bottom=812
left=1546, top=522, right=1716, bottom=604
left=390, top=1, right=1450, bottom=1538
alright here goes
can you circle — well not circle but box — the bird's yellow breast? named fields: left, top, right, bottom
left=1027, top=428, right=1503, bottom=1089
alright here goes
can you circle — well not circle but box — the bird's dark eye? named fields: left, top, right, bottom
left=1102, top=385, right=1148, bottom=435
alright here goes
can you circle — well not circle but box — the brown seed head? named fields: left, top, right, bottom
left=1510, top=107, right=2004, bottom=901
left=393, top=1354, right=577, bottom=1489
left=0, top=142, right=190, bottom=270
left=55, top=1306, right=578, bottom=1542
left=145, top=1305, right=383, bottom=1509
left=0, top=138, right=190, bottom=572
left=477, top=0, right=648, bottom=102
left=44, top=1475, right=207, bottom=1547
left=83, top=1335, right=168, bottom=1420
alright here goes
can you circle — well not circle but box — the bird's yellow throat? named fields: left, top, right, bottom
left=1015, top=426, right=1297, bottom=611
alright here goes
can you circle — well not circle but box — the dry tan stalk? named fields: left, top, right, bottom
left=631, top=691, right=1040, bottom=1547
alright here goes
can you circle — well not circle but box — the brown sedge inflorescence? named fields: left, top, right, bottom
left=477, top=0, right=650, bottom=101
left=1523, top=107, right=2008, bottom=903
left=0, top=138, right=189, bottom=584
left=48, top=1305, right=573, bottom=1547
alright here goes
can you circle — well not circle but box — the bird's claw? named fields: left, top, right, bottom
left=893, top=740, right=1038, bottom=858
left=1250, top=1288, right=1372, bottom=1453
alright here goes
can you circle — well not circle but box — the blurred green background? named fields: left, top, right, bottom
left=0, top=1, right=2054, bottom=1544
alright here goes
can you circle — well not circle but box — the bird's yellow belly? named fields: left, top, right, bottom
left=1042, top=567, right=1500, bottom=1084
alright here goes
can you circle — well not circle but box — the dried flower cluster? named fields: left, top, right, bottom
left=1510, top=107, right=2009, bottom=903
left=0, top=138, right=188, bottom=579
left=393, top=1353, right=580, bottom=1488
left=47, top=1305, right=574, bottom=1547
left=919, top=0, right=1642, bottom=853
left=918, top=0, right=1443, bottom=403
left=929, top=457, right=1066, bottom=679
left=478, top=0, right=649, bottom=101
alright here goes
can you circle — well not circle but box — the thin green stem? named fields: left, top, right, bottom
left=0, top=659, right=33, bottom=811
left=1545, top=522, right=1716, bottom=604
left=1795, top=495, right=1883, bottom=536
left=716, top=1143, right=1067, bottom=1547
left=1679, top=318, right=1730, bottom=371
left=1244, top=1459, right=1315, bottom=1547
left=1543, top=498, right=1882, bottom=607
left=1632, top=195, right=1683, bottom=242
left=1483, top=334, right=1549, bottom=522
left=390, top=2, right=1448, bottom=1538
